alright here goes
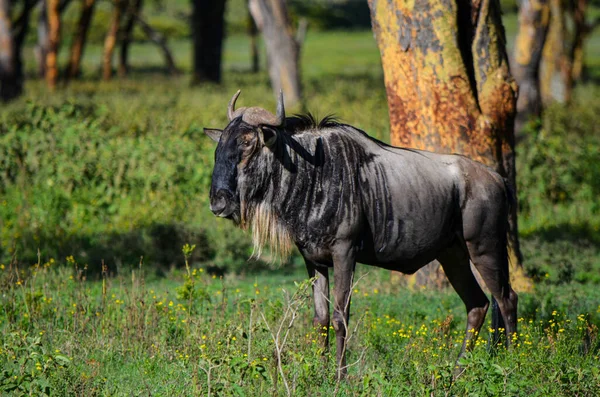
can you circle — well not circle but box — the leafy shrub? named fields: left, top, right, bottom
left=517, top=94, right=600, bottom=216
left=289, top=0, right=372, bottom=31
left=522, top=237, right=600, bottom=285
left=0, top=332, right=70, bottom=396
left=0, top=101, right=251, bottom=273
left=517, top=86, right=600, bottom=283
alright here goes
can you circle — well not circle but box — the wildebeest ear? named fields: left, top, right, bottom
left=258, top=127, right=277, bottom=148
left=204, top=128, right=223, bottom=142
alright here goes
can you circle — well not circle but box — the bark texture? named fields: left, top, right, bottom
left=66, top=0, right=96, bottom=80
left=46, top=0, right=61, bottom=89
left=191, top=0, right=226, bottom=84
left=512, top=0, right=550, bottom=138
left=368, top=0, right=529, bottom=290
left=102, top=0, right=124, bottom=81
left=249, top=0, right=301, bottom=106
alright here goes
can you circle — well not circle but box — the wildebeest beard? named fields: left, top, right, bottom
left=236, top=131, right=301, bottom=261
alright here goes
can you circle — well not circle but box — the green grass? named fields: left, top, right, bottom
left=1, top=260, right=599, bottom=395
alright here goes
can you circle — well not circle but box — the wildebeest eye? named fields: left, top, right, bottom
left=238, top=135, right=254, bottom=150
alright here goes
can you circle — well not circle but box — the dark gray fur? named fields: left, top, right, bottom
left=206, top=100, right=518, bottom=379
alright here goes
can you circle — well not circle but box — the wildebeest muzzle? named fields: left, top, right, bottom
left=210, top=188, right=236, bottom=218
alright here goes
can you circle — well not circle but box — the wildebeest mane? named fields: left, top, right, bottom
left=240, top=112, right=419, bottom=261
left=284, top=113, right=423, bottom=157
left=285, top=113, right=340, bottom=134
left=238, top=114, right=339, bottom=261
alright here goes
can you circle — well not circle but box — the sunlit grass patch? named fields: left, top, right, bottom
left=1, top=260, right=599, bottom=395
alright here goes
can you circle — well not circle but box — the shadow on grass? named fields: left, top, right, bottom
left=521, top=222, right=600, bottom=284
left=523, top=222, right=600, bottom=244
left=4, top=223, right=280, bottom=279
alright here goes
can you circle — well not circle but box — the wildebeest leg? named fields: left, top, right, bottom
left=437, top=243, right=489, bottom=361
left=467, top=243, right=518, bottom=345
left=331, top=242, right=355, bottom=380
left=306, top=260, right=330, bottom=352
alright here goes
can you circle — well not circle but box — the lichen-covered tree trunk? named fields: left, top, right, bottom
left=249, top=0, right=301, bottom=106
left=66, top=0, right=96, bottom=80
left=368, top=0, right=530, bottom=290
left=513, top=0, right=550, bottom=138
left=102, top=0, right=124, bottom=81
left=46, top=0, right=61, bottom=89
left=191, top=0, right=226, bottom=84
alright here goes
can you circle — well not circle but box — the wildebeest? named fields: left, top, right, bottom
left=205, top=91, right=518, bottom=378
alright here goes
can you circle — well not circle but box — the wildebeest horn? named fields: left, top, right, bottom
left=227, top=89, right=285, bottom=127
left=274, top=90, right=285, bottom=127
left=228, top=90, right=241, bottom=121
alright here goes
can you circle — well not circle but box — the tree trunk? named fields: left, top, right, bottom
left=368, top=0, right=530, bottom=290
left=65, top=0, right=96, bottom=80
left=0, top=0, right=17, bottom=101
left=570, top=0, right=588, bottom=83
left=0, top=0, right=34, bottom=101
left=570, top=0, right=600, bottom=83
left=133, top=13, right=179, bottom=75
left=562, top=0, right=594, bottom=101
left=36, top=1, right=49, bottom=77
left=191, top=0, right=226, bottom=84
left=249, top=0, right=301, bottom=106
left=512, top=0, right=550, bottom=139
left=102, top=0, right=124, bottom=81
left=13, top=0, right=36, bottom=48
left=38, top=0, right=70, bottom=78
left=538, top=0, right=596, bottom=105
left=248, top=8, right=259, bottom=73
left=46, top=0, right=61, bottom=90
left=539, top=0, right=567, bottom=105
left=119, top=0, right=142, bottom=77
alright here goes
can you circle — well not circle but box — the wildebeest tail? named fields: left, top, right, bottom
left=487, top=178, right=514, bottom=351
left=489, top=297, right=506, bottom=352
left=503, top=178, right=516, bottom=213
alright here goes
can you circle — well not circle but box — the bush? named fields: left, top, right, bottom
left=517, top=96, right=600, bottom=216
left=0, top=100, right=256, bottom=273
left=517, top=85, right=600, bottom=283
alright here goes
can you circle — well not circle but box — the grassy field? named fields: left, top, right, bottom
left=1, top=10, right=600, bottom=395
left=1, top=257, right=599, bottom=395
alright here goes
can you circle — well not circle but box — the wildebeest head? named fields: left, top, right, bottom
left=204, top=90, right=285, bottom=223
